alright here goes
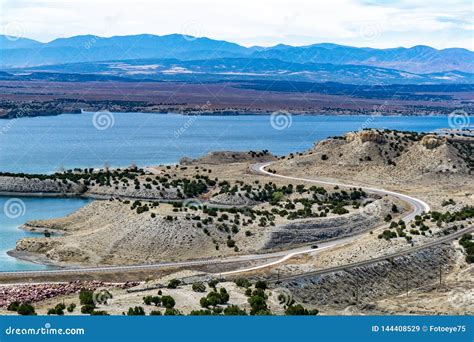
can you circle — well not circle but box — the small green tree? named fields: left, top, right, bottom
left=127, top=306, right=145, bottom=316
left=7, top=301, right=20, bottom=312
left=161, top=295, right=176, bottom=309
left=223, top=305, right=247, bottom=316
left=164, top=308, right=181, bottom=316
left=81, top=304, right=96, bottom=314
left=167, top=279, right=181, bottom=289
left=90, top=310, right=109, bottom=316
left=192, top=282, right=206, bottom=293
left=285, top=304, right=319, bottom=315
left=79, top=289, right=95, bottom=305
left=17, top=303, right=36, bottom=316
left=248, top=294, right=268, bottom=315
left=234, top=278, right=251, bottom=288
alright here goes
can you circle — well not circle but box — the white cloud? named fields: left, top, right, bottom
left=0, top=0, right=472, bottom=49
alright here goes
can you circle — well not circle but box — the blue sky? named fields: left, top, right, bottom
left=1, top=0, right=472, bottom=49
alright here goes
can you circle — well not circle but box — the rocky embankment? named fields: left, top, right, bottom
left=264, top=198, right=396, bottom=249
left=85, top=183, right=180, bottom=200
left=0, top=281, right=139, bottom=308
left=0, top=175, right=181, bottom=200
left=209, top=191, right=260, bottom=207
left=281, top=244, right=457, bottom=310
left=180, top=150, right=277, bottom=165
left=0, top=176, right=86, bottom=196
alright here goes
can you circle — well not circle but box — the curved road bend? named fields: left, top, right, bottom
left=250, top=162, right=431, bottom=220
left=0, top=162, right=449, bottom=279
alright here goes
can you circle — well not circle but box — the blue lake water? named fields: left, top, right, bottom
left=0, top=113, right=456, bottom=174
left=0, top=113, right=462, bottom=271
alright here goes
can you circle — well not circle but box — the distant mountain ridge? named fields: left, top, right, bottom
left=1, top=34, right=473, bottom=84
left=2, top=34, right=473, bottom=72
left=10, top=57, right=473, bottom=85
left=0, top=34, right=252, bottom=68
left=252, top=44, right=473, bottom=74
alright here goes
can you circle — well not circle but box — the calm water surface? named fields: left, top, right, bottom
left=0, top=113, right=456, bottom=174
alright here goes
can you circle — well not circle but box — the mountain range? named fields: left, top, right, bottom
left=1, top=34, right=473, bottom=85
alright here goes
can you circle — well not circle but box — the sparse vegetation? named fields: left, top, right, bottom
left=459, top=233, right=474, bottom=263
left=200, top=288, right=229, bottom=308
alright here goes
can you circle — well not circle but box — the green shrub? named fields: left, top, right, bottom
left=192, top=282, right=206, bottom=293
left=127, top=306, right=145, bottom=316
left=79, top=289, right=95, bottom=305
left=91, top=310, right=109, bottom=315
left=47, top=303, right=66, bottom=315
left=17, top=303, right=36, bottom=316
left=332, top=206, right=349, bottom=215
left=378, top=230, right=397, bottom=240
left=208, top=279, right=219, bottom=289
left=81, top=304, right=96, bottom=314
left=7, top=301, right=20, bottom=312
left=167, top=279, right=181, bottom=289
left=223, top=305, right=247, bottom=316
left=161, top=295, right=176, bottom=309
left=234, top=278, right=251, bottom=288
left=285, top=304, right=319, bottom=315
left=200, top=288, right=229, bottom=308
left=164, top=308, right=181, bottom=316
left=248, top=295, right=268, bottom=315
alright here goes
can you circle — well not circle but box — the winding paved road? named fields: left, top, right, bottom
left=2, top=162, right=466, bottom=281
left=250, top=162, right=431, bottom=221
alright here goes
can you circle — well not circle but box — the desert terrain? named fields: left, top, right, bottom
left=1, top=80, right=473, bottom=119
left=0, top=129, right=472, bottom=316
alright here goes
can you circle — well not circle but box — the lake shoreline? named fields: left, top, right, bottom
left=6, top=250, right=63, bottom=269
left=0, top=196, right=91, bottom=272
left=0, top=113, right=457, bottom=174
left=0, top=111, right=457, bottom=120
